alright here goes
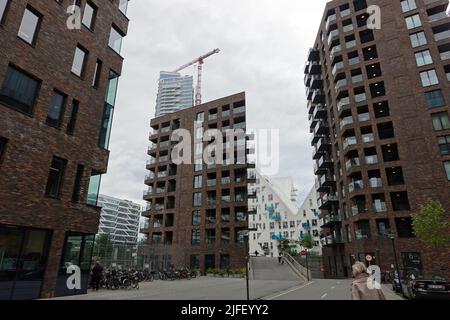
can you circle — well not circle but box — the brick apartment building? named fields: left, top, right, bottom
left=0, top=0, right=129, bottom=299
left=141, top=92, right=256, bottom=273
left=305, top=0, right=450, bottom=279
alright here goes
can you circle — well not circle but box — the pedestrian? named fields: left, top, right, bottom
left=91, top=261, right=104, bottom=292
left=278, top=252, right=283, bottom=264
left=351, top=261, right=386, bottom=300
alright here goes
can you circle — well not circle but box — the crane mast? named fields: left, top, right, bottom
left=171, top=48, right=220, bottom=106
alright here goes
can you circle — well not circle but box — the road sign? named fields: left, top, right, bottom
left=366, top=255, right=373, bottom=262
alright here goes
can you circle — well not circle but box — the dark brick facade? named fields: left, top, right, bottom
left=142, top=92, right=255, bottom=273
left=0, top=0, right=129, bottom=298
left=305, top=0, right=450, bottom=279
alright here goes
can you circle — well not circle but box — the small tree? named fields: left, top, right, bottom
left=277, top=238, right=292, bottom=253
left=412, top=200, right=450, bottom=249
left=300, top=234, right=314, bottom=250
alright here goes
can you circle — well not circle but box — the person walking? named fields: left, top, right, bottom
left=351, top=261, right=386, bottom=300
left=91, top=261, right=104, bottom=292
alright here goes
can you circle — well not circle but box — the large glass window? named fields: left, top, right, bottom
left=87, top=170, right=101, bottom=206
left=420, top=69, right=439, bottom=87
left=193, top=192, right=202, bottom=207
left=108, top=25, right=124, bottom=54
left=18, top=7, right=41, bottom=45
left=415, top=50, right=433, bottom=67
left=191, top=229, right=200, bottom=245
left=405, top=14, right=422, bottom=30
left=0, top=0, right=8, bottom=24
left=46, top=90, right=66, bottom=128
left=445, top=161, right=450, bottom=180
left=0, top=226, right=51, bottom=300
left=82, top=1, right=96, bottom=30
left=119, top=0, right=129, bottom=15
left=45, top=157, right=67, bottom=199
left=410, top=31, right=427, bottom=48
left=438, top=135, right=450, bottom=155
left=432, top=112, right=450, bottom=130
left=193, top=175, right=202, bottom=189
left=425, top=90, right=445, bottom=108
left=0, top=65, right=40, bottom=114
left=401, top=0, right=416, bottom=13
left=55, top=233, right=95, bottom=297
left=71, top=46, right=88, bottom=77
left=99, top=70, right=120, bottom=149
left=192, top=211, right=201, bottom=226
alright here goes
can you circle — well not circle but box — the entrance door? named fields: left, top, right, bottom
left=0, top=225, right=52, bottom=300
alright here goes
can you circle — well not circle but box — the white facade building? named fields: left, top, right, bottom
left=155, top=71, right=194, bottom=117
left=249, top=170, right=322, bottom=257
left=97, top=194, right=141, bottom=245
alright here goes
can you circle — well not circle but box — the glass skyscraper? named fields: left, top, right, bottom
left=155, top=71, right=194, bottom=117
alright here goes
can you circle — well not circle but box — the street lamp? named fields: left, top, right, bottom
left=389, top=234, right=403, bottom=294
left=245, top=228, right=258, bottom=301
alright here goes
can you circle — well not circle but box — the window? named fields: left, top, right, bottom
left=0, top=137, right=7, bottom=161
left=405, top=14, right=422, bottom=30
left=192, top=211, right=201, bottom=226
left=220, top=254, right=230, bottom=269
left=72, top=164, right=84, bottom=202
left=71, top=46, right=88, bottom=77
left=99, top=71, right=120, bottom=149
left=420, top=70, right=439, bottom=87
left=391, top=192, right=411, bottom=211
left=438, top=136, right=450, bottom=155
left=193, top=175, right=202, bottom=189
left=82, top=1, right=96, bottom=30
left=194, top=159, right=202, bottom=172
left=401, top=0, right=416, bottom=13
left=18, top=7, right=41, bottom=45
left=410, top=31, right=427, bottom=48
left=432, top=112, right=450, bottom=130
left=45, top=157, right=67, bottom=199
left=206, top=229, right=216, bottom=244
left=191, top=229, right=200, bottom=245
left=395, top=217, right=415, bottom=238
left=0, top=65, right=40, bottom=114
left=196, top=126, right=203, bottom=140
left=193, top=192, right=202, bottom=207
left=109, top=25, right=124, bottom=54
left=46, top=90, right=66, bottom=128
left=195, top=143, right=203, bottom=156
left=87, top=170, right=102, bottom=206
left=196, top=112, right=205, bottom=123
left=119, top=0, right=128, bottom=15
left=66, top=100, right=79, bottom=135
left=425, top=90, right=445, bottom=108
left=221, top=228, right=230, bottom=244
left=445, top=161, right=450, bottom=180
left=92, top=59, right=102, bottom=88
left=0, top=0, right=8, bottom=24
left=415, top=50, right=433, bottom=67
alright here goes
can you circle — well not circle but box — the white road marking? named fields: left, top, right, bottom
left=321, top=293, right=328, bottom=299
left=265, top=281, right=315, bottom=300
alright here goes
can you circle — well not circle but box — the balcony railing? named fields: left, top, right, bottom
left=345, top=158, right=360, bottom=170
left=349, top=180, right=364, bottom=193
left=349, top=56, right=360, bottom=65
left=235, top=195, right=246, bottom=202
left=161, top=127, right=170, bottom=134
left=434, top=30, right=450, bottom=42
left=332, top=61, right=344, bottom=76
left=428, top=12, right=448, bottom=23
left=343, top=136, right=357, bottom=149
left=221, top=196, right=231, bottom=203
left=365, top=155, right=378, bottom=165
left=160, top=141, right=170, bottom=148
left=335, top=78, right=348, bottom=91
left=357, top=113, right=370, bottom=122
left=369, top=177, right=383, bottom=188
left=351, top=205, right=367, bottom=216
left=355, top=230, right=371, bottom=240
left=320, top=235, right=343, bottom=246
left=207, top=179, right=217, bottom=187
left=157, top=171, right=167, bottom=178
left=325, top=13, right=337, bottom=30
left=373, top=201, right=387, bottom=213
left=362, top=133, right=374, bottom=143
left=440, top=50, right=450, bottom=60
left=340, top=116, right=353, bottom=129
left=337, top=97, right=350, bottom=111
left=221, top=177, right=231, bottom=184
left=343, top=24, right=354, bottom=33
left=355, top=93, right=367, bottom=103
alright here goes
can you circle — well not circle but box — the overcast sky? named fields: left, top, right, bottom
left=100, top=0, right=329, bottom=206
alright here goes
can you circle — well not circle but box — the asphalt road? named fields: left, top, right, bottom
left=261, top=278, right=404, bottom=300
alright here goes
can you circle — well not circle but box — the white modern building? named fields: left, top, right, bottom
left=155, top=71, right=194, bottom=117
left=97, top=194, right=141, bottom=245
left=249, top=170, right=322, bottom=257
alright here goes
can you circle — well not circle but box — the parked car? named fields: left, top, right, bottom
left=402, top=272, right=450, bottom=300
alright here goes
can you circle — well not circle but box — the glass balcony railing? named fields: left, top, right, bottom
left=207, top=179, right=217, bottom=187
left=440, top=51, right=450, bottom=60
left=349, top=56, right=360, bottom=65
left=434, top=30, right=450, bottom=42
left=340, top=9, right=350, bottom=17
left=365, top=155, right=378, bottom=165
left=328, top=30, right=339, bottom=45
left=349, top=180, right=364, bottom=193
left=221, top=177, right=231, bottom=184
left=330, top=45, right=342, bottom=57
left=357, top=113, right=370, bottom=122
left=337, top=97, right=350, bottom=111
left=351, top=205, right=367, bottom=216
left=157, top=171, right=167, bottom=178
left=369, top=177, right=383, bottom=188
left=159, top=156, right=169, bottom=162
left=428, top=12, right=448, bottom=22
left=340, top=116, right=354, bottom=129
left=373, top=201, right=387, bottom=213
left=335, top=79, right=348, bottom=91
left=355, top=93, right=367, bottom=103
left=345, top=158, right=360, bottom=170
left=343, top=136, right=357, bottom=149
left=234, top=106, right=246, bottom=114
left=346, top=40, right=356, bottom=49
left=352, top=74, right=363, bottom=83
left=355, top=230, right=371, bottom=240
left=362, top=133, right=374, bottom=143
left=160, top=141, right=170, bottom=148
left=343, top=24, right=354, bottom=33
left=221, top=196, right=231, bottom=203
left=161, top=127, right=170, bottom=133
left=325, top=14, right=337, bottom=30
left=332, top=61, right=344, bottom=76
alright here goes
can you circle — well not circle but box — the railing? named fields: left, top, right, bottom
left=332, top=61, right=344, bottom=76
left=340, top=8, right=350, bottom=17
left=428, top=12, right=448, bottom=22
left=343, top=136, right=357, bottom=149
left=343, top=24, right=354, bottom=32
left=159, top=156, right=169, bottom=162
left=209, top=114, right=218, bottom=121
left=335, top=78, right=348, bottom=91
left=281, top=252, right=310, bottom=281
left=156, top=188, right=165, bottom=194
left=330, top=45, right=342, bottom=57
left=351, top=205, right=367, bottom=216
left=221, top=177, right=231, bottom=184
left=161, top=127, right=170, bottom=133
left=352, top=74, right=363, bottom=83
left=155, top=204, right=164, bottom=211
left=440, top=51, right=450, bottom=60
left=373, top=201, right=387, bottom=213
left=349, top=57, right=360, bottom=65
left=362, top=133, right=374, bottom=143
left=365, top=155, right=378, bottom=165
left=222, top=110, right=230, bottom=117
left=327, top=29, right=339, bottom=45
left=234, top=106, right=246, bottom=114
left=349, top=180, right=364, bottom=193
left=357, top=113, right=370, bottom=122
left=207, top=179, right=217, bottom=187
left=235, top=195, right=246, bottom=202
left=221, top=196, right=231, bottom=203
left=206, top=199, right=216, bottom=205
left=340, top=116, right=353, bottom=129
left=355, top=93, right=367, bottom=103
left=355, top=230, right=371, bottom=240
left=346, top=158, right=360, bottom=170
left=325, top=13, right=337, bottom=30
left=153, top=222, right=163, bottom=228
left=157, top=171, right=167, bottom=178
left=346, top=40, right=356, bottom=48
left=160, top=141, right=170, bottom=148
left=337, top=97, right=350, bottom=111
left=143, top=189, right=153, bottom=197
left=369, top=177, right=383, bottom=188
left=434, top=30, right=450, bottom=42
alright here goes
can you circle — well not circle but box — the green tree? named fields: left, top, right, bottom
left=412, top=200, right=450, bottom=249
left=277, top=238, right=292, bottom=253
left=299, top=233, right=314, bottom=250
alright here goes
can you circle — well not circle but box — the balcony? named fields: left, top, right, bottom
left=369, top=177, right=383, bottom=188
left=207, top=179, right=217, bottom=187
left=157, top=171, right=168, bottom=179
left=160, top=140, right=170, bottom=148
left=320, top=173, right=336, bottom=187
left=335, top=78, right=348, bottom=92
left=314, top=120, right=329, bottom=136
left=325, top=13, right=337, bottom=30
left=248, top=191, right=257, bottom=199
left=143, top=189, right=153, bottom=199
left=328, top=29, right=339, bottom=45
left=428, top=11, right=448, bottom=23
left=248, top=172, right=257, bottom=183
left=307, top=48, right=320, bottom=62
left=337, top=97, right=350, bottom=113
left=373, top=201, right=387, bottom=213
left=349, top=180, right=364, bottom=193
left=340, top=116, right=354, bottom=130
left=355, top=229, right=371, bottom=240
left=343, top=136, right=357, bottom=150
left=365, top=155, right=379, bottom=165
left=306, top=61, right=321, bottom=75
left=351, top=205, right=367, bottom=216
left=321, top=235, right=344, bottom=246
left=312, top=89, right=325, bottom=104
left=144, top=174, right=154, bottom=185
left=357, top=112, right=370, bottom=122
left=206, top=198, right=217, bottom=206
left=345, top=158, right=360, bottom=171
left=343, top=24, right=354, bottom=33
left=318, top=154, right=333, bottom=169
left=234, top=106, right=246, bottom=114
left=362, top=133, right=374, bottom=143
left=221, top=196, right=231, bottom=204
left=312, top=145, right=325, bottom=160
left=320, top=215, right=342, bottom=228
left=313, top=104, right=327, bottom=121
left=310, top=74, right=324, bottom=89
left=330, top=45, right=342, bottom=59
left=354, top=93, right=367, bottom=103
left=319, top=194, right=339, bottom=209
left=434, top=29, right=450, bottom=42
left=317, top=137, right=332, bottom=153
left=332, top=61, right=344, bottom=76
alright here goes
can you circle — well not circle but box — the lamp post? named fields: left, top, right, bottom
left=389, top=234, right=403, bottom=294
left=245, top=228, right=258, bottom=301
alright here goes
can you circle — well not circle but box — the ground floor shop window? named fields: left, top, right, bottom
left=0, top=225, right=51, bottom=300
left=55, top=233, right=94, bottom=297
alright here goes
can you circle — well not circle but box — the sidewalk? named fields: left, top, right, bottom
left=382, top=284, right=405, bottom=300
